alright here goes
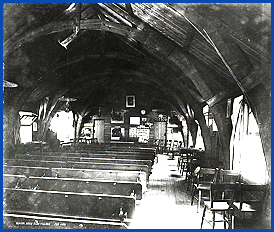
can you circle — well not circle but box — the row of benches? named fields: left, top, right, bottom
left=4, top=145, right=156, bottom=229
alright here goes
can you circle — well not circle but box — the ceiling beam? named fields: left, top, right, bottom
left=240, top=63, right=271, bottom=92
left=182, top=26, right=196, bottom=52
left=75, top=3, right=81, bottom=34
left=187, top=63, right=271, bottom=106
left=4, top=15, right=247, bottom=111
left=166, top=4, right=268, bottom=80
left=4, top=19, right=134, bottom=57
left=125, top=4, right=134, bottom=15
left=4, top=18, right=222, bottom=107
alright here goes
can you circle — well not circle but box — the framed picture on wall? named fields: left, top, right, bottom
left=111, top=110, right=124, bottom=123
left=126, top=95, right=135, bottom=107
left=111, top=127, right=121, bottom=140
left=130, top=116, right=140, bottom=125
left=111, top=126, right=125, bottom=140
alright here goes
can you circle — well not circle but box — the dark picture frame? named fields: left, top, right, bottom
left=126, top=95, right=135, bottom=108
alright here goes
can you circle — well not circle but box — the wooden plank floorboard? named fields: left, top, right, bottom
left=129, top=154, right=217, bottom=229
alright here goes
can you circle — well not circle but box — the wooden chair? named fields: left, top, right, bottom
left=201, top=183, right=239, bottom=229
left=191, top=167, right=219, bottom=212
left=177, top=153, right=188, bottom=176
left=219, top=169, right=242, bottom=184
left=233, top=183, right=267, bottom=219
left=165, top=140, right=172, bottom=152
left=185, top=153, right=205, bottom=191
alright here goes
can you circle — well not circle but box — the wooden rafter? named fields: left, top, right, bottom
left=74, top=3, right=81, bottom=34
left=125, top=3, right=134, bottom=16
left=240, top=63, right=271, bottom=92
left=182, top=26, right=196, bottom=52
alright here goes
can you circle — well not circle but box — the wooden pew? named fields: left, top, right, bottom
left=4, top=188, right=135, bottom=220
left=4, top=165, right=146, bottom=185
left=16, top=153, right=155, bottom=162
left=3, top=166, right=147, bottom=192
left=70, top=161, right=150, bottom=175
left=51, top=168, right=147, bottom=191
left=15, top=154, right=81, bottom=162
left=4, top=213, right=127, bottom=229
left=18, top=147, right=155, bottom=154
left=5, top=159, right=67, bottom=168
left=88, top=150, right=154, bottom=155
left=70, top=153, right=155, bottom=161
left=80, top=157, right=152, bottom=170
left=4, top=147, right=148, bottom=228
left=4, top=159, right=150, bottom=176
left=16, top=151, right=155, bottom=160
left=14, top=154, right=152, bottom=170
left=63, top=147, right=155, bottom=153
left=3, top=165, right=52, bottom=177
left=4, top=174, right=143, bottom=200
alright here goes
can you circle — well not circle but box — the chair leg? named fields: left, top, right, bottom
left=223, top=211, right=226, bottom=229
left=198, top=190, right=202, bottom=213
left=212, top=211, right=215, bottom=229
left=187, top=177, right=190, bottom=191
left=231, top=213, right=235, bottom=229
left=191, top=186, right=195, bottom=205
left=200, top=205, right=207, bottom=229
left=228, top=210, right=234, bottom=229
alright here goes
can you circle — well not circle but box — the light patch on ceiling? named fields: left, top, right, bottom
left=65, top=3, right=76, bottom=14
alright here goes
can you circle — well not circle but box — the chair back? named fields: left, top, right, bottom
left=166, top=140, right=172, bottom=148
left=197, top=167, right=219, bottom=185
left=210, top=183, right=239, bottom=208
left=219, top=169, right=241, bottom=184
left=173, top=140, right=179, bottom=148
left=239, top=183, right=268, bottom=210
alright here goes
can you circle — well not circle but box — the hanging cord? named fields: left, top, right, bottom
left=231, top=99, right=243, bottom=170
left=66, top=50, right=69, bottom=91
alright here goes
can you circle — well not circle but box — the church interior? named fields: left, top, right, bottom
left=3, top=3, right=271, bottom=229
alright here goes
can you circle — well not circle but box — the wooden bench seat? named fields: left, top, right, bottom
left=4, top=188, right=135, bottom=220
left=80, top=157, right=152, bottom=170
left=4, top=174, right=143, bottom=200
left=3, top=165, right=147, bottom=191
left=4, top=213, right=127, bottom=229
left=62, top=148, right=155, bottom=153
left=14, top=155, right=152, bottom=170
left=79, top=153, right=154, bottom=161
left=4, top=164, right=146, bottom=182
left=67, top=161, right=150, bottom=175
left=18, top=148, right=155, bottom=154
left=16, top=153, right=155, bottom=161
left=87, top=150, right=154, bottom=155
left=4, top=165, right=52, bottom=177
left=15, top=154, right=81, bottom=161
left=5, top=159, right=150, bottom=176
left=15, top=152, right=155, bottom=161
left=51, top=168, right=147, bottom=190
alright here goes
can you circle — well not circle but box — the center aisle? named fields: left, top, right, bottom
left=128, top=154, right=201, bottom=229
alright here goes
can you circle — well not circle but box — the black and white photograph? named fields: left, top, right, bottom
left=3, top=3, right=271, bottom=229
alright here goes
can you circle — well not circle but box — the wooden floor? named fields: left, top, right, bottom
left=129, top=154, right=207, bottom=229
left=128, top=154, right=265, bottom=229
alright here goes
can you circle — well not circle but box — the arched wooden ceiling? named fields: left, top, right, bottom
left=3, top=3, right=271, bottom=118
